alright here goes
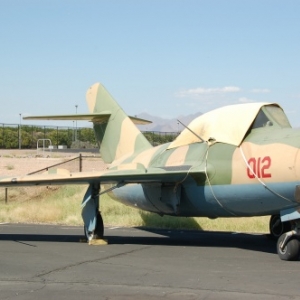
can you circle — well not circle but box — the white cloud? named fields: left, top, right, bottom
left=175, top=86, right=241, bottom=98
left=251, top=88, right=270, bottom=93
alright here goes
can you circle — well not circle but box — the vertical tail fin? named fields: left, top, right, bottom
left=86, top=83, right=152, bottom=163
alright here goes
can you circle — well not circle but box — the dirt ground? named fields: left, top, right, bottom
left=0, top=149, right=107, bottom=177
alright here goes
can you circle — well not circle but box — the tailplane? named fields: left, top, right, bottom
left=86, top=83, right=152, bottom=163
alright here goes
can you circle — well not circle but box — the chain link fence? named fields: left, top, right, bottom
left=0, top=123, right=179, bottom=149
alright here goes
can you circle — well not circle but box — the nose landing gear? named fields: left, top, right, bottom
left=277, top=230, right=300, bottom=261
left=276, top=209, right=300, bottom=261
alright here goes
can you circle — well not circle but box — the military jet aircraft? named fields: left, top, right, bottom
left=1, top=83, right=300, bottom=261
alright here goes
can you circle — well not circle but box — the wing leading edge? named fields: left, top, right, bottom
left=0, top=164, right=206, bottom=188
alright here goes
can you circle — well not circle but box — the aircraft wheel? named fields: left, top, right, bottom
left=269, top=215, right=291, bottom=240
left=95, top=212, right=104, bottom=238
left=84, top=212, right=104, bottom=241
left=277, top=234, right=300, bottom=261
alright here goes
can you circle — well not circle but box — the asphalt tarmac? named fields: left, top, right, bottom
left=0, top=224, right=299, bottom=300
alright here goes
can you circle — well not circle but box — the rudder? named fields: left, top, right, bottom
left=86, top=83, right=152, bottom=163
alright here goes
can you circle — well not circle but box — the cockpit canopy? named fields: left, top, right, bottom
left=250, top=105, right=291, bottom=130
left=168, top=102, right=291, bottom=149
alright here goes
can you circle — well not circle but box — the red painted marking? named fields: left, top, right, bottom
left=247, top=156, right=272, bottom=179
left=257, top=157, right=261, bottom=178
left=247, top=157, right=256, bottom=178
left=261, top=156, right=272, bottom=178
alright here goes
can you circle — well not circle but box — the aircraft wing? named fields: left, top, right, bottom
left=0, top=164, right=205, bottom=187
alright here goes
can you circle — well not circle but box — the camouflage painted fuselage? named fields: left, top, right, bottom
left=106, top=126, right=300, bottom=218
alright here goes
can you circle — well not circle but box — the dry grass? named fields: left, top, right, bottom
left=0, top=185, right=270, bottom=233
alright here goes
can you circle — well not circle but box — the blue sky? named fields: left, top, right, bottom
left=1, top=0, right=300, bottom=128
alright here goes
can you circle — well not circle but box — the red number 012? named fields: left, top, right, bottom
left=247, top=156, right=272, bottom=179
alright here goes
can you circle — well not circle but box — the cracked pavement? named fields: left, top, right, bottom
left=0, top=224, right=300, bottom=300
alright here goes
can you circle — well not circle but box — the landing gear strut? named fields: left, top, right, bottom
left=81, top=183, right=104, bottom=241
left=84, top=211, right=104, bottom=241
left=269, top=214, right=291, bottom=240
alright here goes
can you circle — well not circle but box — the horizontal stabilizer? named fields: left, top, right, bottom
left=23, top=113, right=152, bottom=125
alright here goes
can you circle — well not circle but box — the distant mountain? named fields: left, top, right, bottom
left=137, top=112, right=202, bottom=133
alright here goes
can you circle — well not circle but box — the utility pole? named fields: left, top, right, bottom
left=19, top=113, right=22, bottom=149
left=75, top=105, right=78, bottom=141
left=73, top=120, right=75, bottom=141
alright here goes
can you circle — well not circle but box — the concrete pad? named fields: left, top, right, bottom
left=0, top=224, right=299, bottom=299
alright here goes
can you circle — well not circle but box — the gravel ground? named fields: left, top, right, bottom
left=0, top=149, right=107, bottom=176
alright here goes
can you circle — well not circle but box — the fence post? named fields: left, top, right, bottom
left=79, top=154, right=82, bottom=172
left=2, top=124, right=4, bottom=148
left=5, top=188, right=8, bottom=204
left=56, top=127, right=59, bottom=148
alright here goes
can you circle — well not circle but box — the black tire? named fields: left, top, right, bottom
left=84, top=212, right=104, bottom=241
left=269, top=215, right=291, bottom=240
left=94, top=212, right=104, bottom=239
left=277, top=234, right=300, bottom=261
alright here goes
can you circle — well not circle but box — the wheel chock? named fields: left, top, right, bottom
left=88, top=239, right=108, bottom=245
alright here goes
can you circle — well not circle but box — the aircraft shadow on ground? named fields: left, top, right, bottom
left=0, top=228, right=276, bottom=255
left=134, top=211, right=276, bottom=254
left=106, top=228, right=277, bottom=255
left=0, top=233, right=82, bottom=243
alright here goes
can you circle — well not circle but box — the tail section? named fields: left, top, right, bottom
left=86, top=83, right=152, bottom=163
